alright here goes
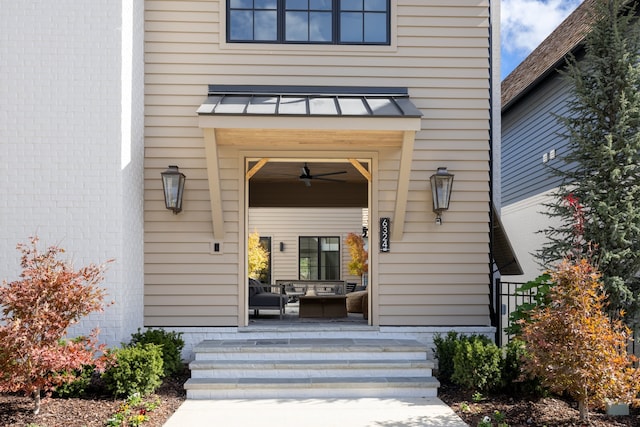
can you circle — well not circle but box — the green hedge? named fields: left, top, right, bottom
left=432, top=331, right=459, bottom=382
left=434, top=332, right=537, bottom=394
left=451, top=335, right=502, bottom=391
left=53, top=365, right=95, bottom=398
left=129, top=328, right=185, bottom=377
left=102, top=343, right=164, bottom=397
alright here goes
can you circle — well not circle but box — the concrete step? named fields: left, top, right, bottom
left=192, top=338, right=428, bottom=361
left=187, top=337, right=438, bottom=400
left=184, top=376, right=440, bottom=399
left=189, top=358, right=434, bottom=378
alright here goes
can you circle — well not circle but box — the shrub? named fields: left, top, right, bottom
left=432, top=331, right=459, bottom=382
left=53, top=336, right=102, bottom=398
left=500, top=339, right=543, bottom=395
left=451, top=335, right=502, bottom=392
left=102, top=343, right=164, bottom=397
left=53, top=364, right=96, bottom=398
left=129, top=328, right=185, bottom=377
left=0, top=236, right=111, bottom=414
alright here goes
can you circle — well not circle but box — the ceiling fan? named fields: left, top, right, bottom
left=299, top=163, right=347, bottom=186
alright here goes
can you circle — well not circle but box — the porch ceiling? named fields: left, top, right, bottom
left=248, top=160, right=367, bottom=185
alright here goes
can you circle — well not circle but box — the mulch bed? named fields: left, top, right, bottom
left=3, top=373, right=640, bottom=427
left=439, top=382, right=640, bottom=426
left=0, top=370, right=188, bottom=427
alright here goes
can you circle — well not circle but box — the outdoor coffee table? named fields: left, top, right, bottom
left=298, top=295, right=347, bottom=318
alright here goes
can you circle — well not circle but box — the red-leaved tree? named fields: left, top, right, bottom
left=521, top=258, right=640, bottom=421
left=0, top=237, right=112, bottom=414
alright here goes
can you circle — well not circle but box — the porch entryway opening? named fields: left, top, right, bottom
left=247, top=158, right=370, bottom=326
left=198, top=84, right=422, bottom=328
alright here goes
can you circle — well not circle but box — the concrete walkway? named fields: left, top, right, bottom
left=163, top=397, right=468, bottom=427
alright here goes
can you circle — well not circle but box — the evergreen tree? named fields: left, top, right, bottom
left=537, top=0, right=640, bottom=326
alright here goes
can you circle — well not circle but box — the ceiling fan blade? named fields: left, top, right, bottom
left=314, top=177, right=345, bottom=183
left=311, top=170, right=347, bottom=178
left=298, top=163, right=346, bottom=185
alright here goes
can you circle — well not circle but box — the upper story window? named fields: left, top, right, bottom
left=227, top=0, right=390, bottom=45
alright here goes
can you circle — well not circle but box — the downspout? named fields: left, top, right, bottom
left=488, top=0, right=500, bottom=340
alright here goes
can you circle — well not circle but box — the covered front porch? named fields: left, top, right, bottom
left=192, top=85, right=423, bottom=328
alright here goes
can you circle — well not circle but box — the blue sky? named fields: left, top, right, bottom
left=501, top=0, right=583, bottom=80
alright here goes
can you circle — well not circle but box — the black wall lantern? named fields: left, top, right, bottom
left=161, top=165, right=186, bottom=214
left=430, top=167, right=454, bottom=225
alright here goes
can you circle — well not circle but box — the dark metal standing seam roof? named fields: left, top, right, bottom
left=197, top=85, right=423, bottom=118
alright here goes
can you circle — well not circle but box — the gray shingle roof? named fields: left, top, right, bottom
left=501, top=0, right=597, bottom=111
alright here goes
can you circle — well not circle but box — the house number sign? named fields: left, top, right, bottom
left=380, top=217, right=390, bottom=252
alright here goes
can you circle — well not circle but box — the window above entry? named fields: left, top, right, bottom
left=227, top=0, right=390, bottom=45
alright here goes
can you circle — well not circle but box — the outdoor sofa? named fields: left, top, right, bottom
left=248, top=278, right=288, bottom=318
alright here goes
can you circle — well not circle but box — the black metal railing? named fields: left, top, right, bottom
left=493, top=279, right=531, bottom=347
left=492, top=278, right=639, bottom=356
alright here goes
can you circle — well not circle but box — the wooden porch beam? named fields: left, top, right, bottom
left=348, top=159, right=371, bottom=182
left=392, top=131, right=416, bottom=240
left=246, top=158, right=270, bottom=180
left=203, top=128, right=225, bottom=241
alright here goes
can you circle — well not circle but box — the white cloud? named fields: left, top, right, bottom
left=501, top=0, right=583, bottom=54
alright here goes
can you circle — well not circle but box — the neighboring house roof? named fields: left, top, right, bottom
left=197, top=85, right=423, bottom=118
left=501, top=0, right=597, bottom=111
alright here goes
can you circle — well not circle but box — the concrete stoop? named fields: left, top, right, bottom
left=184, top=338, right=439, bottom=400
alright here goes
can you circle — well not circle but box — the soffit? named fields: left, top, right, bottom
left=492, top=205, right=524, bottom=276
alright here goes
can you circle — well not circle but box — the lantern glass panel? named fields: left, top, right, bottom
left=430, top=168, right=454, bottom=212
left=161, top=166, right=186, bottom=213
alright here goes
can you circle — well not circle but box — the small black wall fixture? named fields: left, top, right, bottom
left=161, top=165, right=186, bottom=214
left=279, top=242, right=285, bottom=252
left=430, top=167, right=454, bottom=225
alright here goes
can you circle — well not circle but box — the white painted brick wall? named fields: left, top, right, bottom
left=0, top=1, right=145, bottom=348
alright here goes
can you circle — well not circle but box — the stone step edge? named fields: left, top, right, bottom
left=193, top=339, right=427, bottom=354
left=193, top=353, right=428, bottom=362
left=184, top=376, right=440, bottom=390
left=186, top=388, right=439, bottom=400
left=189, top=359, right=434, bottom=370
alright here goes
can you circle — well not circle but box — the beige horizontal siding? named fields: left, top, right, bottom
left=144, top=0, right=492, bottom=327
